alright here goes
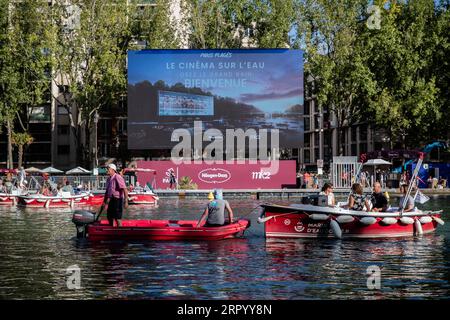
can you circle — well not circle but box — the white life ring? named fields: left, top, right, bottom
left=24, top=198, right=35, bottom=204
left=309, top=213, right=329, bottom=221
left=336, top=215, right=355, bottom=224
left=0, top=197, right=8, bottom=201
left=419, top=216, right=432, bottom=224
left=381, top=217, right=398, bottom=225
left=52, top=199, right=61, bottom=203
left=359, top=217, right=377, bottom=225
left=37, top=199, right=48, bottom=203
left=399, top=217, right=415, bottom=225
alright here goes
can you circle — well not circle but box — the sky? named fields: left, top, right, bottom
left=128, top=49, right=304, bottom=114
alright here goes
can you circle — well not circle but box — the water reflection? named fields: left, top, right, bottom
left=0, top=197, right=449, bottom=299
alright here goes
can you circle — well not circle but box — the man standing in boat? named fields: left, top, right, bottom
left=196, top=189, right=234, bottom=227
left=369, top=182, right=388, bottom=212
left=99, top=164, right=128, bottom=227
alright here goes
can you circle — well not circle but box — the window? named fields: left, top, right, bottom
left=304, top=133, right=310, bottom=147
left=304, top=149, right=310, bottom=163
left=304, top=117, right=310, bottom=131
left=304, top=101, right=310, bottom=115
left=351, top=144, right=357, bottom=156
left=351, top=127, right=357, bottom=142
left=360, top=142, right=367, bottom=154
left=118, top=119, right=127, bottom=135
left=359, top=125, right=368, bottom=141
left=57, top=125, right=70, bottom=135
left=314, top=114, right=320, bottom=130
left=57, top=145, right=70, bottom=155
left=99, top=119, right=112, bottom=136
left=99, top=142, right=111, bottom=157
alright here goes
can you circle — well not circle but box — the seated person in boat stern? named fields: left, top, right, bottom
left=345, top=183, right=370, bottom=211
left=319, top=183, right=336, bottom=206
left=398, top=184, right=415, bottom=212
left=369, top=182, right=388, bottom=212
left=196, top=189, right=234, bottom=227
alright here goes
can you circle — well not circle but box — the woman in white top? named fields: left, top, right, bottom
left=319, top=183, right=336, bottom=206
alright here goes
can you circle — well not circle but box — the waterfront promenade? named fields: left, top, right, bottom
left=151, top=188, right=450, bottom=199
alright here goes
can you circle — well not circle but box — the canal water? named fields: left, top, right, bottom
left=0, top=196, right=449, bottom=299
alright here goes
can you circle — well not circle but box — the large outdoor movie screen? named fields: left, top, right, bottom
left=128, top=49, right=304, bottom=149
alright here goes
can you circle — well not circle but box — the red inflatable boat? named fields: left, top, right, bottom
left=72, top=211, right=250, bottom=241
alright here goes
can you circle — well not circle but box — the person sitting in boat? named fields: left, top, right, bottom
left=62, top=180, right=74, bottom=195
left=319, top=183, right=335, bottom=206
left=398, top=183, right=415, bottom=212
left=345, top=183, right=370, bottom=211
left=369, top=182, right=388, bottom=212
left=128, top=183, right=134, bottom=192
left=196, top=189, right=234, bottom=227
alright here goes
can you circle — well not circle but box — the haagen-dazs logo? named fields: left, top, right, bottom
left=198, top=168, right=231, bottom=184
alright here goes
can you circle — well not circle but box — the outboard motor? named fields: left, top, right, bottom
left=72, top=210, right=96, bottom=238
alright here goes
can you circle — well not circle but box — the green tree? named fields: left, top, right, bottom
left=183, top=0, right=295, bottom=49
left=131, top=0, right=181, bottom=49
left=50, top=0, right=133, bottom=168
left=364, top=0, right=441, bottom=148
left=11, top=132, right=34, bottom=169
left=296, top=0, right=377, bottom=155
left=0, top=0, right=53, bottom=168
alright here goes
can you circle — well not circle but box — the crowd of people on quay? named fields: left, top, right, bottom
left=296, top=168, right=448, bottom=190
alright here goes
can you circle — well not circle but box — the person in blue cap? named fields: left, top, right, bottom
left=196, top=189, right=234, bottom=227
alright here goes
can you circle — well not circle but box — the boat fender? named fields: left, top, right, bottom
left=309, top=213, right=329, bottom=221
left=336, top=215, right=355, bottom=224
left=419, top=216, right=432, bottom=224
left=359, top=217, right=377, bottom=225
left=432, top=216, right=445, bottom=226
left=381, top=217, right=398, bottom=225
left=415, top=219, right=423, bottom=236
left=70, top=200, right=75, bottom=208
left=330, top=219, right=342, bottom=239
left=12, top=196, right=17, bottom=206
left=44, top=199, right=50, bottom=209
left=399, top=217, right=414, bottom=225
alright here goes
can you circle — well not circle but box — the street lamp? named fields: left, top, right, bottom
left=93, top=111, right=99, bottom=169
